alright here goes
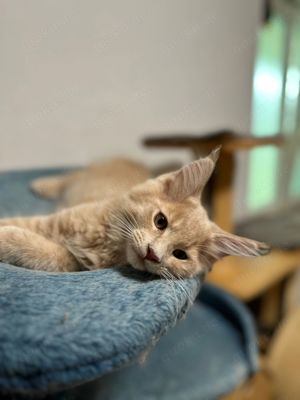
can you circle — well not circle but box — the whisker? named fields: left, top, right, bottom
left=111, top=221, right=133, bottom=236
left=164, top=268, right=193, bottom=306
left=109, top=211, right=135, bottom=235
left=176, top=276, right=193, bottom=305
left=121, top=209, right=138, bottom=229
left=109, top=225, right=133, bottom=241
left=161, top=268, right=180, bottom=315
left=123, top=208, right=138, bottom=228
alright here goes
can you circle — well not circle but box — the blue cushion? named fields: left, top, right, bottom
left=0, top=168, right=66, bottom=218
left=0, top=169, right=257, bottom=399
left=69, top=284, right=258, bottom=400
left=0, top=264, right=200, bottom=396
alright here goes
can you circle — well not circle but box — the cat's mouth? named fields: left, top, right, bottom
left=132, top=248, right=162, bottom=274
left=127, top=243, right=164, bottom=275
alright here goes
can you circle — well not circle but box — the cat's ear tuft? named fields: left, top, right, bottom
left=206, top=225, right=271, bottom=262
left=208, top=146, right=221, bottom=163
left=160, top=147, right=220, bottom=202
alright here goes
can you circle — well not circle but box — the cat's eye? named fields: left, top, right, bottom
left=154, top=212, right=168, bottom=230
left=173, top=249, right=188, bottom=260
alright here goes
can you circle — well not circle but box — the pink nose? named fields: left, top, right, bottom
left=144, top=246, right=160, bottom=263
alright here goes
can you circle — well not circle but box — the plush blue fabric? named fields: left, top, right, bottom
left=0, top=168, right=66, bottom=218
left=0, top=169, right=201, bottom=396
left=68, top=284, right=258, bottom=400
left=0, top=264, right=200, bottom=396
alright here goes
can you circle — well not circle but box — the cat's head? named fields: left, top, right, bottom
left=116, top=148, right=270, bottom=278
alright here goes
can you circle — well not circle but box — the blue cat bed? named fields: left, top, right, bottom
left=69, top=284, right=258, bottom=400
left=0, top=169, right=258, bottom=399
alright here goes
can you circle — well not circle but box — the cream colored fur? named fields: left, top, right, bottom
left=0, top=152, right=270, bottom=277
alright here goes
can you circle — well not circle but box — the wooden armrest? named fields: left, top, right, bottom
left=143, top=130, right=284, bottom=153
left=208, top=249, right=300, bottom=301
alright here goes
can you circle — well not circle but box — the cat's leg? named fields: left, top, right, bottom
left=30, top=174, right=68, bottom=199
left=0, top=226, right=81, bottom=272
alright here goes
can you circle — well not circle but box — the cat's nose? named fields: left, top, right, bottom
left=144, top=245, right=160, bottom=263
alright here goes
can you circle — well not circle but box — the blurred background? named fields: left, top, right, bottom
left=1, top=0, right=300, bottom=399
left=1, top=0, right=256, bottom=166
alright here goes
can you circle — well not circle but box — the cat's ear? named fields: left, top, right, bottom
left=160, top=147, right=221, bottom=202
left=203, top=224, right=270, bottom=264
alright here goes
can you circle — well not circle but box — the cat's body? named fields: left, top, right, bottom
left=0, top=151, right=270, bottom=277
left=31, top=158, right=151, bottom=207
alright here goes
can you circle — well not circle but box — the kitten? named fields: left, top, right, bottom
left=0, top=150, right=270, bottom=278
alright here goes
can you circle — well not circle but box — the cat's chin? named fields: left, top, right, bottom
left=132, top=261, right=163, bottom=277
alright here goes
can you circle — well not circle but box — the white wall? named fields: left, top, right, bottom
left=0, top=0, right=261, bottom=171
